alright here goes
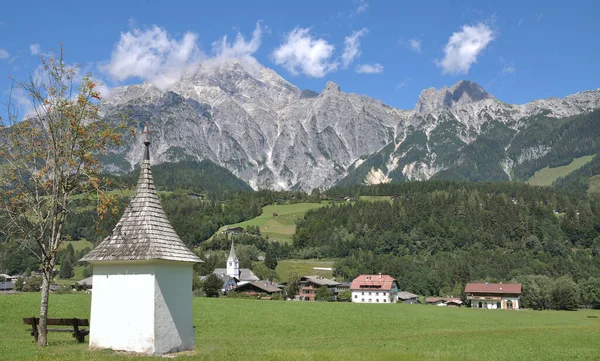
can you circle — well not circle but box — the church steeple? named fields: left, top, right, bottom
left=226, top=240, right=239, bottom=279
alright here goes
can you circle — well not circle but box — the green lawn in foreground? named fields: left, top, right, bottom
left=1, top=293, right=599, bottom=361
left=215, top=202, right=328, bottom=243
left=275, top=259, right=335, bottom=280
left=527, top=155, right=595, bottom=186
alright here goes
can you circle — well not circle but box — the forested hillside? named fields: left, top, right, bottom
left=309, top=181, right=600, bottom=296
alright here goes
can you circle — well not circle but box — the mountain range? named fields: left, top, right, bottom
left=100, top=59, right=600, bottom=191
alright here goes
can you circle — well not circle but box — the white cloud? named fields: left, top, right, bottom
left=436, top=23, right=495, bottom=75
left=355, top=0, right=369, bottom=15
left=29, top=43, right=41, bottom=55
left=502, top=65, right=515, bottom=74
left=0, top=49, right=9, bottom=59
left=341, top=28, right=368, bottom=68
left=101, top=25, right=204, bottom=89
left=408, top=39, right=422, bottom=53
left=210, top=22, right=263, bottom=66
left=356, top=63, right=383, bottom=74
left=396, top=78, right=410, bottom=89
left=271, top=27, right=338, bottom=78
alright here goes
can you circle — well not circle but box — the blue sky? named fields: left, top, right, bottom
left=1, top=0, right=599, bottom=117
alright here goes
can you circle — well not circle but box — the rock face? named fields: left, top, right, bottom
left=101, top=59, right=600, bottom=190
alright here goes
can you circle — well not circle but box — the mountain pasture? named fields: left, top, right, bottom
left=1, top=293, right=599, bottom=361
left=275, top=259, right=335, bottom=280
left=527, top=155, right=595, bottom=186
left=214, top=202, right=327, bottom=243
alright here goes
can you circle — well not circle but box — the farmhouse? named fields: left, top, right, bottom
left=233, top=280, right=283, bottom=297
left=464, top=282, right=522, bottom=310
left=212, top=240, right=259, bottom=291
left=298, top=276, right=341, bottom=301
left=0, top=281, right=15, bottom=292
left=425, top=297, right=462, bottom=307
left=80, top=127, right=201, bottom=355
left=398, top=291, right=420, bottom=304
left=350, top=274, right=399, bottom=303
left=222, top=227, right=244, bottom=235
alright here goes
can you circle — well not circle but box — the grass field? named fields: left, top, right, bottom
left=215, top=202, right=328, bottom=243
left=275, top=259, right=335, bottom=280
left=60, top=240, right=94, bottom=252
left=360, top=196, right=391, bottom=202
left=1, top=293, right=599, bottom=360
left=527, top=155, right=595, bottom=186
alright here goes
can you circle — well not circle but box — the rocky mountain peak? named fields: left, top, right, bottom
left=415, top=80, right=493, bottom=114
left=322, top=81, right=341, bottom=94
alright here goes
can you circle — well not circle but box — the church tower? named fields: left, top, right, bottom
left=81, top=124, right=201, bottom=355
left=226, top=240, right=239, bottom=279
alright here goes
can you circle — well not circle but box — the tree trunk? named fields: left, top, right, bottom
left=37, top=270, right=51, bottom=346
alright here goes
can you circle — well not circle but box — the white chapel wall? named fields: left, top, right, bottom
left=89, top=263, right=156, bottom=353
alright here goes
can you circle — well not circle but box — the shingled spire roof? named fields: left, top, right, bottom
left=228, top=240, right=238, bottom=260
left=81, top=125, right=201, bottom=263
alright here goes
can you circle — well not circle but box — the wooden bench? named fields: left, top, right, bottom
left=23, top=317, right=89, bottom=343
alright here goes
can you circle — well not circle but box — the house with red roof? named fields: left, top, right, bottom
left=464, top=282, right=522, bottom=310
left=350, top=274, right=398, bottom=304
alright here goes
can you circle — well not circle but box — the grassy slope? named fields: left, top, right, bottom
left=275, top=259, right=335, bottom=280
left=527, top=155, right=595, bottom=186
left=1, top=293, right=599, bottom=361
left=215, top=203, right=328, bottom=243
left=59, top=240, right=94, bottom=252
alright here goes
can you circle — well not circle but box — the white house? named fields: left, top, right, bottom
left=81, top=126, right=202, bottom=355
left=465, top=283, right=522, bottom=310
left=350, top=274, right=399, bottom=303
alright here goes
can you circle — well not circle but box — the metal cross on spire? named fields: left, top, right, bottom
left=143, top=123, right=150, bottom=161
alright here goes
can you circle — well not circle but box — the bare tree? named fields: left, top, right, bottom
left=0, top=46, right=122, bottom=346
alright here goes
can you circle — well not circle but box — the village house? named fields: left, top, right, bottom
left=0, top=281, right=15, bottom=292
left=297, top=276, right=341, bottom=301
left=397, top=291, right=420, bottom=304
left=425, top=297, right=463, bottom=307
left=464, top=282, right=522, bottom=310
left=221, top=227, right=244, bottom=235
left=350, top=274, right=399, bottom=303
left=232, top=280, right=284, bottom=297
left=80, top=127, right=202, bottom=355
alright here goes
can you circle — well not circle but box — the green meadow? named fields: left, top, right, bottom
left=527, top=155, right=595, bottom=186
left=214, top=202, right=328, bottom=243
left=1, top=293, right=599, bottom=361
left=275, top=259, right=335, bottom=280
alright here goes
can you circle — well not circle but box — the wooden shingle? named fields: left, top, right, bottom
left=81, top=133, right=201, bottom=264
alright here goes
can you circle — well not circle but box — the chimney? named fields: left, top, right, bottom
left=379, top=273, right=382, bottom=278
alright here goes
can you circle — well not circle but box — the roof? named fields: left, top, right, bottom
left=76, top=277, right=93, bottom=286
left=300, top=276, right=341, bottom=287
left=398, top=291, right=419, bottom=300
left=213, top=268, right=259, bottom=282
left=350, top=274, right=397, bottom=291
left=425, top=297, right=461, bottom=304
left=228, top=240, right=237, bottom=260
left=235, top=280, right=282, bottom=294
left=464, top=283, right=522, bottom=294
left=81, top=129, right=201, bottom=264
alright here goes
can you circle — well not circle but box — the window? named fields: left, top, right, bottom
left=369, top=292, right=372, bottom=295
left=354, top=295, right=357, bottom=299
left=369, top=299, right=372, bottom=302
left=229, top=262, right=232, bottom=266
left=362, top=292, right=364, bottom=295
left=384, top=292, right=387, bottom=296
left=376, top=299, right=379, bottom=302
left=361, top=298, right=364, bottom=302
left=478, top=301, right=482, bottom=308
left=376, top=292, right=379, bottom=296
left=497, top=302, right=501, bottom=309
left=383, top=299, right=387, bottom=303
